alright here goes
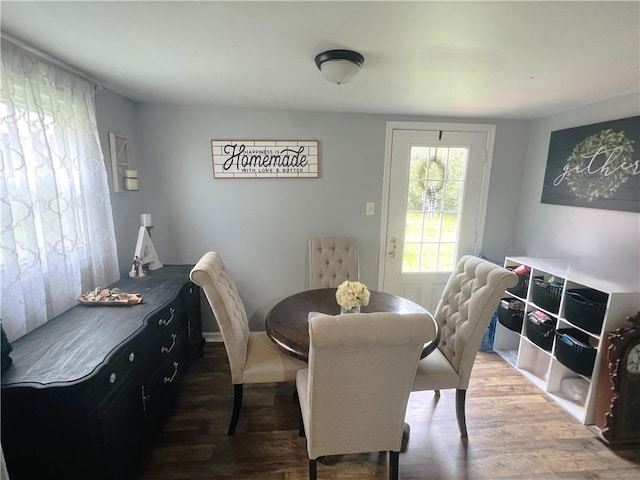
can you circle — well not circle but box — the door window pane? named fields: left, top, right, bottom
left=402, top=146, right=468, bottom=272
left=437, top=243, right=456, bottom=270
left=403, top=243, right=420, bottom=272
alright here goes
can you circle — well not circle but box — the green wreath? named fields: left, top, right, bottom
left=416, top=157, right=446, bottom=193
left=563, top=129, right=634, bottom=202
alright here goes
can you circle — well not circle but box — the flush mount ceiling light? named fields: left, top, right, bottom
left=314, top=49, right=365, bottom=85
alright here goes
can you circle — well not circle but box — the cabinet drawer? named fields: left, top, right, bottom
left=147, top=299, right=185, bottom=336
left=145, top=301, right=183, bottom=340
left=142, top=336, right=187, bottom=415
left=94, top=341, right=139, bottom=407
left=146, top=324, right=185, bottom=371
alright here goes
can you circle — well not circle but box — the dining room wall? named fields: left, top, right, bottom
left=512, top=93, right=639, bottom=277
left=128, top=104, right=528, bottom=332
left=95, top=88, right=144, bottom=277
left=97, top=93, right=638, bottom=335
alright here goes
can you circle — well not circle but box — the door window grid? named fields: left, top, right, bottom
left=403, top=146, right=468, bottom=272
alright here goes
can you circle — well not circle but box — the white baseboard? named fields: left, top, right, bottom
left=203, top=332, right=223, bottom=342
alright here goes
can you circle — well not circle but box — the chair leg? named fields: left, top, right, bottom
left=228, top=384, right=243, bottom=435
left=299, top=413, right=305, bottom=437
left=455, top=388, right=468, bottom=438
left=401, top=422, right=410, bottom=452
left=309, top=459, right=317, bottom=480
left=389, top=451, right=399, bottom=480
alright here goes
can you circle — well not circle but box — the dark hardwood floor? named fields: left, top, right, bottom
left=138, top=342, right=640, bottom=479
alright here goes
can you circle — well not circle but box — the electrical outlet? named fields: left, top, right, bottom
left=366, top=202, right=375, bottom=216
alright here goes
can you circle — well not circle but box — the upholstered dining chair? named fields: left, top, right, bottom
left=410, top=255, right=518, bottom=439
left=308, top=236, right=359, bottom=288
left=190, top=251, right=306, bottom=435
left=297, top=311, right=437, bottom=480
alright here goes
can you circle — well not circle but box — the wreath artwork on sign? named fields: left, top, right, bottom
left=562, top=129, right=634, bottom=202
left=541, top=116, right=639, bottom=213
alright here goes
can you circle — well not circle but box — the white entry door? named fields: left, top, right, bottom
left=379, top=123, right=495, bottom=312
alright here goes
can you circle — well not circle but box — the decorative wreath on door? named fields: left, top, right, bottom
left=417, top=157, right=446, bottom=217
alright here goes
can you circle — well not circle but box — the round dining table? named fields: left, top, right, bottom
left=265, top=287, right=440, bottom=362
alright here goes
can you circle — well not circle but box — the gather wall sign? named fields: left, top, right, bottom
left=541, top=116, right=639, bottom=213
left=211, top=139, right=319, bottom=178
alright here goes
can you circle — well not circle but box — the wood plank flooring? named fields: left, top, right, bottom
left=138, top=343, right=640, bottom=479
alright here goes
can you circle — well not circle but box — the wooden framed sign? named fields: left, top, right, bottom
left=541, top=116, right=639, bottom=213
left=211, top=140, right=319, bottom=178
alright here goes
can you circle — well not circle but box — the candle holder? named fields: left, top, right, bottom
left=124, top=169, right=139, bottom=191
left=129, top=213, right=162, bottom=277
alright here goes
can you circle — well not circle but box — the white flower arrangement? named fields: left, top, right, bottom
left=335, top=280, right=370, bottom=311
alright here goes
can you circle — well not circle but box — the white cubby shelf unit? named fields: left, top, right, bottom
left=493, top=256, right=640, bottom=425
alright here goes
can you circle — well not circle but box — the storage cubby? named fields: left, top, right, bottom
left=493, top=256, right=640, bottom=425
left=517, top=340, right=551, bottom=384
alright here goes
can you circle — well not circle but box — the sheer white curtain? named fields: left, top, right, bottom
left=1, top=41, right=119, bottom=342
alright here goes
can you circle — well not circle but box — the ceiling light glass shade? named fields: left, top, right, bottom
left=315, top=50, right=364, bottom=85
left=319, top=60, right=361, bottom=84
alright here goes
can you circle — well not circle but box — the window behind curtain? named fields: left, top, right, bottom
left=0, top=40, right=119, bottom=341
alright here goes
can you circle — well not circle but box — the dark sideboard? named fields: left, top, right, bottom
left=1, top=265, right=204, bottom=479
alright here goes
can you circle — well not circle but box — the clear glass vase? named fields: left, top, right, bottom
left=340, top=305, right=361, bottom=314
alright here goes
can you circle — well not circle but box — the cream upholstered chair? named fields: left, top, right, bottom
left=411, top=255, right=517, bottom=438
left=190, top=251, right=306, bottom=435
left=297, top=311, right=437, bottom=480
left=308, top=236, right=359, bottom=288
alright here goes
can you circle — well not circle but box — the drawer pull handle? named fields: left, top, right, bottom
left=109, top=372, right=117, bottom=384
left=161, top=334, right=177, bottom=354
left=164, top=362, right=179, bottom=384
left=159, top=307, right=176, bottom=327
left=129, top=352, right=135, bottom=362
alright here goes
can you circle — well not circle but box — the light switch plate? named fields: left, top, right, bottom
left=366, top=202, right=375, bottom=216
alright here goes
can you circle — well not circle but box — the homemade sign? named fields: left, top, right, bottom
left=541, top=116, right=639, bottom=213
left=211, top=140, right=319, bottom=178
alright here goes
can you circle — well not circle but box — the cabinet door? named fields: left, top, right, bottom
left=1, top=384, right=98, bottom=479
left=183, top=283, right=204, bottom=359
left=94, top=341, right=140, bottom=409
left=98, top=370, right=144, bottom=479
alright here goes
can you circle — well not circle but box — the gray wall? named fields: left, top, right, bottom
left=129, top=105, right=528, bottom=331
left=513, top=94, right=640, bottom=273
left=96, top=94, right=639, bottom=334
left=95, top=89, right=144, bottom=275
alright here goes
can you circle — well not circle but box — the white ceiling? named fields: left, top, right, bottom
left=1, top=1, right=639, bottom=119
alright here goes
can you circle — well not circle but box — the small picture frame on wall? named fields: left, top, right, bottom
left=109, top=132, right=129, bottom=192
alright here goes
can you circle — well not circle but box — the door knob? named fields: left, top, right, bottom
left=388, top=237, right=397, bottom=258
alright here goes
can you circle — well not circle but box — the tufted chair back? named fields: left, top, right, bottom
left=434, top=255, right=518, bottom=387
left=190, top=251, right=250, bottom=383
left=308, top=236, right=359, bottom=289
left=411, top=255, right=517, bottom=438
left=297, top=311, right=437, bottom=479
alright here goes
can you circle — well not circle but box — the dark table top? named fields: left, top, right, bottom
left=265, top=288, right=440, bottom=362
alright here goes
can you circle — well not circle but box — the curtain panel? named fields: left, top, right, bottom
left=0, top=40, right=119, bottom=342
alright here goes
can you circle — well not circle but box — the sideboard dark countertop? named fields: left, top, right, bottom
left=1, top=264, right=203, bottom=480
left=2, top=264, right=195, bottom=388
